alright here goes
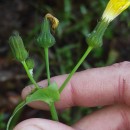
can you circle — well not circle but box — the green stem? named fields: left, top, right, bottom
left=22, top=61, right=39, bottom=89
left=49, top=102, right=59, bottom=121
left=44, top=48, right=51, bottom=85
left=59, top=46, right=93, bottom=93
left=44, top=47, right=59, bottom=121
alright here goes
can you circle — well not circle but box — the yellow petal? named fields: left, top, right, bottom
left=102, top=0, right=130, bottom=22
left=45, top=13, right=59, bottom=30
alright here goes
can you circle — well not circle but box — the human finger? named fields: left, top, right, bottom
left=14, top=118, right=75, bottom=130
left=73, top=105, right=130, bottom=130
left=22, top=61, right=130, bottom=110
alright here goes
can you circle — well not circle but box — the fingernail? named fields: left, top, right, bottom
left=20, top=125, right=42, bottom=130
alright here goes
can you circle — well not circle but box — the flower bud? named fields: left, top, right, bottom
left=87, top=20, right=109, bottom=48
left=9, top=31, right=28, bottom=62
left=37, top=18, right=55, bottom=48
left=26, top=58, right=35, bottom=69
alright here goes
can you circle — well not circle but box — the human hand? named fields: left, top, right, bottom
left=14, top=61, right=130, bottom=130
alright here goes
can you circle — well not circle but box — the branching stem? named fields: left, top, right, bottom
left=44, top=48, right=51, bottom=85
left=22, top=61, right=39, bottom=89
left=59, top=46, right=93, bottom=93
left=44, top=47, right=59, bottom=121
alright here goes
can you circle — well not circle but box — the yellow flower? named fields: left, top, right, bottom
left=102, top=0, right=130, bottom=22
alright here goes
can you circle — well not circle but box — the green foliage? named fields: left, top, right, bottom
left=26, top=82, right=60, bottom=104
left=7, top=82, right=60, bottom=130
left=7, top=101, right=26, bottom=130
left=7, top=0, right=130, bottom=127
left=0, top=114, right=6, bottom=130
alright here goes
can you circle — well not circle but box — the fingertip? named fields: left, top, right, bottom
left=14, top=118, right=74, bottom=130
left=14, top=125, right=41, bottom=130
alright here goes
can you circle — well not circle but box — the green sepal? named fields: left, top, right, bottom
left=37, top=18, right=55, bottom=48
left=87, top=20, right=109, bottom=48
left=7, top=82, right=60, bottom=130
left=9, top=31, right=28, bottom=62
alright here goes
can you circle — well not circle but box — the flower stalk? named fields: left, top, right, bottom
left=44, top=48, right=51, bottom=86
left=36, top=14, right=59, bottom=121
left=59, top=46, right=93, bottom=93
left=22, top=61, right=39, bottom=89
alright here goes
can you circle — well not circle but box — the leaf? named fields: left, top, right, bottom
left=26, top=82, right=60, bottom=104
left=6, top=101, right=26, bottom=130
left=7, top=82, right=60, bottom=130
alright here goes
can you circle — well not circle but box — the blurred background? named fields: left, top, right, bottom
left=0, top=0, right=130, bottom=129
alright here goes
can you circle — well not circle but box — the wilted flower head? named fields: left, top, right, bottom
left=102, top=0, right=130, bottom=22
left=45, top=13, right=59, bottom=31
left=36, top=13, right=59, bottom=48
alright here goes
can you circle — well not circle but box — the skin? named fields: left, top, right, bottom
left=14, top=61, right=130, bottom=130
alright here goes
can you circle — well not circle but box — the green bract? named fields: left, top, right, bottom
left=87, top=20, right=109, bottom=48
left=9, top=32, right=28, bottom=62
left=26, top=58, right=35, bottom=69
left=7, top=82, right=60, bottom=130
left=37, top=18, right=55, bottom=48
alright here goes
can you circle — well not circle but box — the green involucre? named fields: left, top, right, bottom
left=9, top=31, right=28, bottom=62
left=87, top=20, right=109, bottom=48
left=37, top=18, right=55, bottom=48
